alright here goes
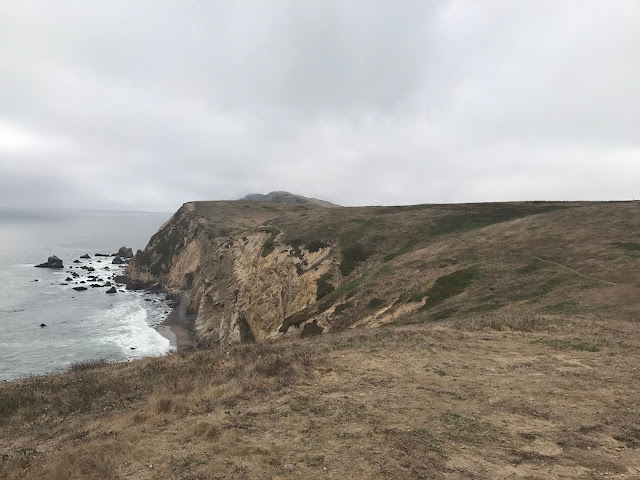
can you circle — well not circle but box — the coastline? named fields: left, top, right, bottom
left=156, top=291, right=196, bottom=351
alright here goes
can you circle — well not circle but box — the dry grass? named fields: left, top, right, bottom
left=2, top=314, right=640, bottom=479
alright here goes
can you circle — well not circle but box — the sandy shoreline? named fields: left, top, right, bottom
left=155, top=292, right=196, bottom=351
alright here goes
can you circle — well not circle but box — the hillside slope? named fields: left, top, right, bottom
left=126, top=200, right=640, bottom=347
left=2, top=200, right=640, bottom=479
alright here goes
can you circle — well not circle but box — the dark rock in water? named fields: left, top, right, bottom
left=35, top=255, right=64, bottom=269
left=80, top=254, right=90, bottom=259
left=73, top=259, right=81, bottom=263
left=104, top=281, right=112, bottom=286
left=103, top=266, right=110, bottom=270
left=60, top=283, right=68, bottom=285
left=95, top=253, right=110, bottom=257
left=32, top=279, right=39, bottom=282
left=90, top=284, right=101, bottom=288
left=118, top=246, right=134, bottom=258
left=112, top=256, right=124, bottom=265
left=40, top=323, right=46, bottom=328
left=106, top=287, right=117, bottom=294
left=71, top=272, right=79, bottom=278
left=87, top=267, right=95, bottom=272
left=65, top=277, right=73, bottom=281
left=73, top=286, right=88, bottom=291
left=119, top=290, right=125, bottom=292
left=130, top=347, right=136, bottom=350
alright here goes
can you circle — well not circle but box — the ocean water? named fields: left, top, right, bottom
left=0, top=209, right=174, bottom=381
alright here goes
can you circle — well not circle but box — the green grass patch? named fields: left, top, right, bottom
left=465, top=303, right=503, bottom=314
left=424, top=204, right=567, bottom=237
left=408, top=291, right=427, bottom=303
left=260, top=226, right=280, bottom=257
left=375, top=265, right=393, bottom=277
left=517, top=259, right=544, bottom=274
left=420, top=266, right=479, bottom=310
left=383, top=239, right=418, bottom=262
left=540, top=302, right=578, bottom=313
left=316, top=273, right=335, bottom=300
left=428, top=309, right=458, bottom=321
left=509, top=277, right=564, bottom=302
left=613, top=242, right=640, bottom=252
left=367, top=298, right=385, bottom=310
left=535, top=337, right=614, bottom=352
left=340, top=244, right=369, bottom=276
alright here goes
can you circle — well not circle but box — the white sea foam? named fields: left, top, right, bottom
left=92, top=298, right=173, bottom=358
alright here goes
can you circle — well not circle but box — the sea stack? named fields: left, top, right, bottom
left=117, top=246, right=134, bottom=258
left=35, top=255, right=64, bottom=269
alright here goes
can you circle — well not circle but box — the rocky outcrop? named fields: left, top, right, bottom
left=117, top=246, right=134, bottom=258
left=35, top=256, right=64, bottom=269
left=112, top=256, right=124, bottom=265
left=126, top=202, right=336, bottom=347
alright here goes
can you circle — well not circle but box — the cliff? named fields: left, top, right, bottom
left=127, top=199, right=640, bottom=347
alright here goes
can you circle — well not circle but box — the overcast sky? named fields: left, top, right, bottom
left=0, top=1, right=638, bottom=211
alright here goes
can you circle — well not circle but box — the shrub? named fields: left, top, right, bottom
left=340, top=244, right=369, bottom=276
left=367, top=298, right=385, bottom=310
left=316, top=273, right=335, bottom=300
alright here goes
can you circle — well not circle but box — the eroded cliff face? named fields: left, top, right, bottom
left=126, top=202, right=335, bottom=346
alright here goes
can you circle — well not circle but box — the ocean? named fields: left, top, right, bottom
left=0, top=208, right=174, bottom=381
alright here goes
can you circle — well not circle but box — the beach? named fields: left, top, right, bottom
left=156, top=291, right=196, bottom=350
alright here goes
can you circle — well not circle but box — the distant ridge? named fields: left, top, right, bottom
left=240, top=191, right=338, bottom=208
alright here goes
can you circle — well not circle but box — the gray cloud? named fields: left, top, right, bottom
left=0, top=0, right=638, bottom=211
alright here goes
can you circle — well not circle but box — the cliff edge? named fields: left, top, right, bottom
left=126, top=199, right=640, bottom=348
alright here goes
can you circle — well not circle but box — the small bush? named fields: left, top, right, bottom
left=367, top=298, right=385, bottom=310
left=340, top=244, right=369, bottom=276
left=316, top=273, right=335, bottom=300
left=154, top=397, right=173, bottom=414
left=307, top=239, right=327, bottom=253
left=333, top=301, right=353, bottom=315
left=260, top=226, right=280, bottom=257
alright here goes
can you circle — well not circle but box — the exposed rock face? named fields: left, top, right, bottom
left=35, top=256, right=64, bottom=269
left=126, top=202, right=334, bottom=347
left=117, top=246, right=134, bottom=258
left=112, top=256, right=124, bottom=265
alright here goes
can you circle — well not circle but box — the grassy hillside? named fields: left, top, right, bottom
left=2, top=200, right=640, bottom=478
